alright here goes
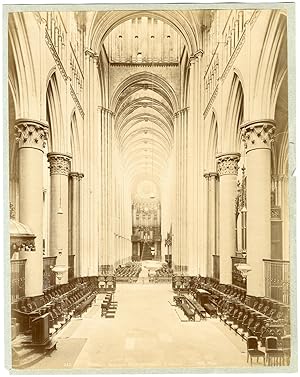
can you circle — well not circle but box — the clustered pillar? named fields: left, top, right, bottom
left=48, top=152, right=72, bottom=284
left=204, top=172, right=218, bottom=277
left=217, top=153, right=240, bottom=285
left=69, top=172, right=84, bottom=277
left=173, top=108, right=189, bottom=273
left=241, top=120, right=275, bottom=297
left=15, top=119, right=48, bottom=297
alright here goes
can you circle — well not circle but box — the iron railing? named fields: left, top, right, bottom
left=43, top=256, right=57, bottom=290
left=264, top=259, right=290, bottom=304
left=231, top=256, right=247, bottom=289
left=11, top=259, right=26, bottom=302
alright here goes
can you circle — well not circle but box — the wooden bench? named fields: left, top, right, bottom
left=191, top=300, right=207, bottom=319
left=204, top=303, right=218, bottom=317
left=181, top=302, right=195, bottom=321
left=101, top=294, right=112, bottom=316
left=74, top=293, right=96, bottom=317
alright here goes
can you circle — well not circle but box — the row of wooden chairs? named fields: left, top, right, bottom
left=247, top=335, right=291, bottom=366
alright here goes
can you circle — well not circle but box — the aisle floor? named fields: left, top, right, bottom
left=29, top=283, right=260, bottom=371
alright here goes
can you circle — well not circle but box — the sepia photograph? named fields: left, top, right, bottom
left=3, top=1, right=297, bottom=373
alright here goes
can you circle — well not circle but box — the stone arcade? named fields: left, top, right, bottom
left=6, top=5, right=293, bottom=371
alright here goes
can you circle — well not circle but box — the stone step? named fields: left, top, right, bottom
left=13, top=348, right=45, bottom=369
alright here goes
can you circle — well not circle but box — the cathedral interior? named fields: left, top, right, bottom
left=6, top=5, right=295, bottom=372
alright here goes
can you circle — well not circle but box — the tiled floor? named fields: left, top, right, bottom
left=29, top=283, right=264, bottom=371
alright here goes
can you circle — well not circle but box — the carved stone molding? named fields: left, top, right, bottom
left=216, top=153, right=240, bottom=176
left=271, top=206, right=281, bottom=220
left=15, top=119, right=48, bottom=151
left=221, top=30, right=246, bottom=82
left=10, top=202, right=16, bottom=220
left=189, top=50, right=203, bottom=65
left=203, top=85, right=219, bottom=118
left=85, top=49, right=99, bottom=59
left=48, top=152, right=72, bottom=176
left=240, top=120, right=276, bottom=152
left=45, top=29, right=68, bottom=81
left=70, top=84, right=85, bottom=118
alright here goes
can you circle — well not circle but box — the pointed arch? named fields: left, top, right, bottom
left=46, top=72, right=63, bottom=152
left=8, top=13, right=37, bottom=118
left=253, top=11, right=287, bottom=118
left=111, top=71, right=179, bottom=113
left=206, top=111, right=218, bottom=171
left=87, top=10, right=200, bottom=57
left=70, top=110, right=82, bottom=172
left=224, top=72, right=244, bottom=152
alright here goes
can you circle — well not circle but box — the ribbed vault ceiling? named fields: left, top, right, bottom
left=105, top=16, right=185, bottom=198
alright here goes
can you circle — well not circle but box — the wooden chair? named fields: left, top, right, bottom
left=247, top=336, right=266, bottom=366
left=265, top=336, right=284, bottom=366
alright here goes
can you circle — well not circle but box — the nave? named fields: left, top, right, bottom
left=7, top=5, right=294, bottom=372
left=28, top=284, right=249, bottom=370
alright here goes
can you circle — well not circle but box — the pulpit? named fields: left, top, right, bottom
left=31, top=313, right=49, bottom=345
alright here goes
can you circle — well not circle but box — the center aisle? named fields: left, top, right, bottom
left=31, top=284, right=249, bottom=370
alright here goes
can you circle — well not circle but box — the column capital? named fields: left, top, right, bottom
left=98, top=106, right=114, bottom=116
left=208, top=172, right=219, bottom=179
left=15, top=118, right=48, bottom=151
left=189, top=49, right=204, bottom=64
left=216, top=153, right=240, bottom=176
left=203, top=172, right=210, bottom=179
left=78, top=173, right=84, bottom=180
left=174, top=107, right=189, bottom=118
left=47, top=152, right=72, bottom=176
left=85, top=48, right=99, bottom=59
left=69, top=172, right=80, bottom=179
left=240, top=119, right=276, bottom=151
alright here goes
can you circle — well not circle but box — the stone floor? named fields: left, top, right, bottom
left=28, top=283, right=266, bottom=372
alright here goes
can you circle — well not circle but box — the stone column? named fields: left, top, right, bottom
left=69, top=172, right=79, bottom=277
left=15, top=119, right=48, bottom=297
left=48, top=152, right=72, bottom=284
left=241, top=120, right=275, bottom=297
left=203, top=173, right=210, bottom=275
left=78, top=173, right=84, bottom=276
left=208, top=172, right=218, bottom=277
left=217, top=153, right=240, bottom=284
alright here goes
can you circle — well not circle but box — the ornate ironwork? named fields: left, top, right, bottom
left=264, top=259, right=290, bottom=304
left=43, top=256, right=57, bottom=290
left=232, top=256, right=247, bottom=289
left=11, top=259, right=26, bottom=302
